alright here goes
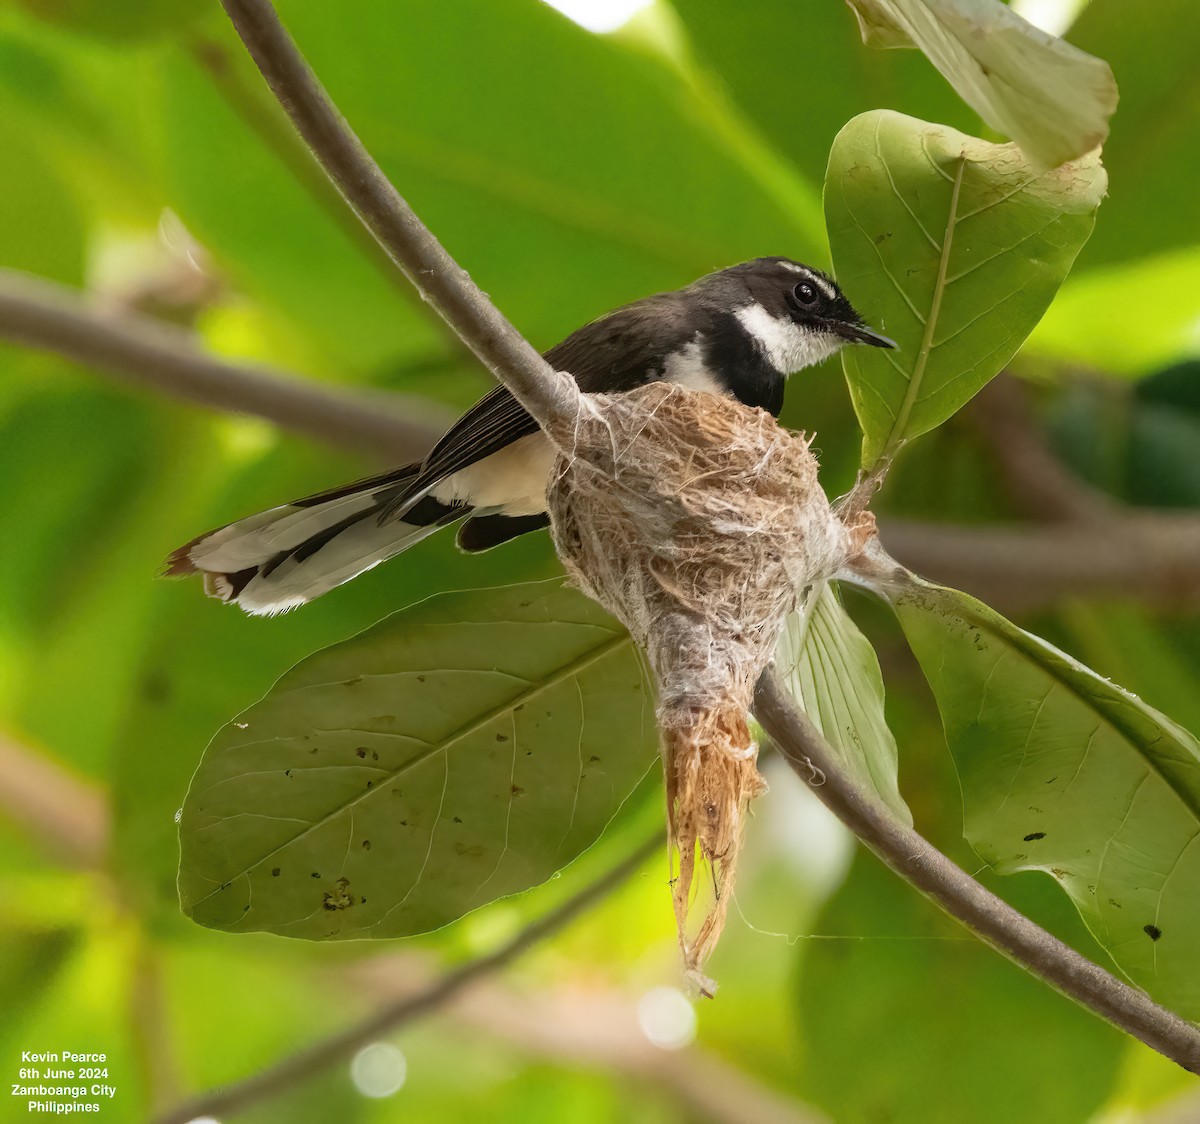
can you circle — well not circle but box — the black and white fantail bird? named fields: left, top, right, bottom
left=167, top=257, right=895, bottom=615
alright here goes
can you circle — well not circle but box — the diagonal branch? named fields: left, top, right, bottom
left=153, top=830, right=663, bottom=1124
left=0, top=268, right=444, bottom=462
left=144, top=0, right=1200, bottom=1095
left=219, top=0, right=579, bottom=433
left=752, top=672, right=1200, bottom=1073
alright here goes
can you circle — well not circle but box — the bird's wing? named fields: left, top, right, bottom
left=390, top=292, right=699, bottom=514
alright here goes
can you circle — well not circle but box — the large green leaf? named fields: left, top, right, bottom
left=178, top=580, right=656, bottom=938
left=116, top=439, right=562, bottom=923
left=798, top=850, right=1123, bottom=1124
left=845, top=0, right=1115, bottom=170
left=826, top=110, right=1106, bottom=469
left=776, top=583, right=911, bottom=824
left=882, top=573, right=1200, bottom=1018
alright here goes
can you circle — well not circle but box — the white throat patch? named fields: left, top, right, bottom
left=734, top=303, right=843, bottom=375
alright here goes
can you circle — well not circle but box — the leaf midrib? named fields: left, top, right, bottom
left=184, top=630, right=634, bottom=911
left=875, top=155, right=966, bottom=470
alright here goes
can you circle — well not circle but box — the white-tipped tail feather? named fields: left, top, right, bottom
left=165, top=467, right=460, bottom=616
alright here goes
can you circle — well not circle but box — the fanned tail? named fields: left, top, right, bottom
left=164, top=465, right=465, bottom=615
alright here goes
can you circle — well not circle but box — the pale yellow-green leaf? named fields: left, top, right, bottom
left=776, top=583, right=911, bottom=824
left=178, top=581, right=657, bottom=939
left=846, top=0, right=1117, bottom=170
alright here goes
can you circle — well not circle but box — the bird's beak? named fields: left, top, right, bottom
left=843, top=323, right=899, bottom=349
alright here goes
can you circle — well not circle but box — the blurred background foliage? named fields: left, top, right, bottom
left=1, top=0, right=1198, bottom=1120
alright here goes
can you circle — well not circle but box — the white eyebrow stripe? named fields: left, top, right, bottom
left=776, top=260, right=838, bottom=301
left=812, top=275, right=838, bottom=300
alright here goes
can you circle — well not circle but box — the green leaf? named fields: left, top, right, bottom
left=883, top=574, right=1200, bottom=1018
left=845, top=0, right=1116, bottom=170
left=0, top=115, right=84, bottom=284
left=826, top=110, right=1105, bottom=469
left=116, top=440, right=562, bottom=924
left=776, top=583, right=911, bottom=824
left=178, top=580, right=656, bottom=939
left=798, top=849, right=1124, bottom=1124
left=14, top=0, right=203, bottom=41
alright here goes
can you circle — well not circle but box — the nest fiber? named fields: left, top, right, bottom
left=544, top=382, right=867, bottom=982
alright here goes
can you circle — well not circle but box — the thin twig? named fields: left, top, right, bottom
left=0, top=269, right=444, bottom=462
left=752, top=671, right=1200, bottom=1073
left=219, top=0, right=579, bottom=432
left=153, top=830, right=663, bottom=1124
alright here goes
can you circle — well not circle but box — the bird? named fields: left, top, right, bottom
left=166, top=257, right=895, bottom=615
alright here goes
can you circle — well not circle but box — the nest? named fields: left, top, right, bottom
left=544, top=381, right=872, bottom=988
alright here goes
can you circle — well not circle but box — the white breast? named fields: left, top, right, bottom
left=662, top=336, right=727, bottom=396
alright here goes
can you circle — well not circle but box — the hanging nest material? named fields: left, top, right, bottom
left=543, top=381, right=874, bottom=989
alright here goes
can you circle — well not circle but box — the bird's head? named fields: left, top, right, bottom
left=695, top=257, right=897, bottom=375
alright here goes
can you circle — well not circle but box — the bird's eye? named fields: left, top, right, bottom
left=793, top=282, right=818, bottom=306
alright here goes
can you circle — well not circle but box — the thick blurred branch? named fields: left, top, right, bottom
left=0, top=734, right=107, bottom=869
left=219, top=0, right=578, bottom=431
left=879, top=514, right=1200, bottom=613
left=0, top=269, right=443, bottom=461
left=752, top=672, right=1200, bottom=1073
left=154, top=831, right=663, bottom=1124
left=8, top=265, right=1193, bottom=615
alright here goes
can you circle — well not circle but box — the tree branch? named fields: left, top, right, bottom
left=879, top=514, right=1200, bottom=614
left=153, top=830, right=663, bottom=1124
left=219, top=0, right=579, bottom=432
left=0, top=269, right=444, bottom=462
left=97, top=0, right=1200, bottom=1093
left=752, top=672, right=1200, bottom=1073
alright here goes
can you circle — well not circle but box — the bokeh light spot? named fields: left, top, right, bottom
left=637, top=987, right=696, bottom=1050
left=350, top=1042, right=408, bottom=1098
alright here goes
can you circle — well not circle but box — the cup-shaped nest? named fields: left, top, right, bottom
left=545, top=382, right=865, bottom=984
